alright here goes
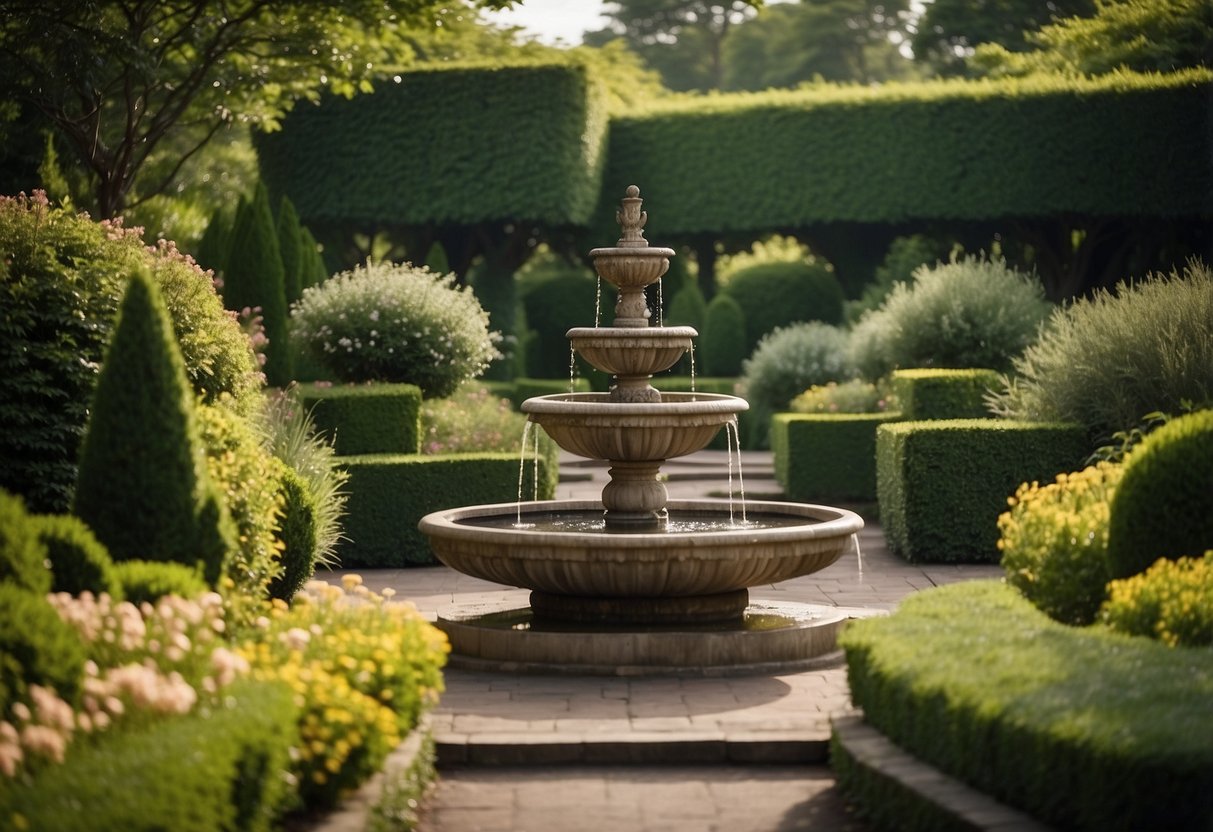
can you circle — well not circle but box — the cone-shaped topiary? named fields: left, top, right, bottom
left=73, top=266, right=235, bottom=585
left=224, top=182, right=292, bottom=386
left=0, top=489, right=52, bottom=595
left=1106, top=410, right=1213, bottom=579
left=194, top=208, right=231, bottom=275
left=268, top=464, right=319, bottom=601
left=424, top=241, right=450, bottom=275
left=276, top=195, right=304, bottom=306
left=700, top=293, right=747, bottom=377
left=667, top=282, right=707, bottom=332
left=299, top=227, right=328, bottom=289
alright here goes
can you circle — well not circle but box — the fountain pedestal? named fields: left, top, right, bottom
left=419, top=186, right=864, bottom=674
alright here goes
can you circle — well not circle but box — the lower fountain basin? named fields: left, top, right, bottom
left=418, top=499, right=864, bottom=601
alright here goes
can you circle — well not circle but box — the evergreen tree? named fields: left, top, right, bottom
left=299, top=226, right=328, bottom=289
left=700, top=293, right=747, bottom=377
left=276, top=195, right=304, bottom=306
left=424, top=241, right=450, bottom=275
left=194, top=207, right=231, bottom=275
left=72, top=267, right=234, bottom=584
left=224, top=182, right=292, bottom=386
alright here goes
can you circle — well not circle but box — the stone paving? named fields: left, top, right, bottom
left=327, top=450, right=1004, bottom=831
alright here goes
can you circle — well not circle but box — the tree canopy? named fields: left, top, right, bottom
left=0, top=0, right=511, bottom=218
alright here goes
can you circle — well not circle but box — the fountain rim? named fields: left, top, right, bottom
left=522, top=391, right=748, bottom=416
left=566, top=325, right=698, bottom=340
left=419, top=498, right=864, bottom=551
left=589, top=245, right=675, bottom=258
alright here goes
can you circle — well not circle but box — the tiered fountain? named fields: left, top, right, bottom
left=420, top=186, right=863, bottom=675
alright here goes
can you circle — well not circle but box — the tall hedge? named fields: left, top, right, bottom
left=73, top=268, right=234, bottom=582
left=224, top=182, right=292, bottom=387
left=256, top=62, right=609, bottom=228
left=596, top=70, right=1213, bottom=236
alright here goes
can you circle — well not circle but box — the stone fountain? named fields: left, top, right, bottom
left=419, top=186, right=863, bottom=675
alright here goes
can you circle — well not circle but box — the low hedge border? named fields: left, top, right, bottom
left=295, top=383, right=422, bottom=456
left=0, top=679, right=298, bottom=832
left=337, top=452, right=557, bottom=568
left=890, top=369, right=1000, bottom=421
left=876, top=419, right=1087, bottom=563
left=772, top=412, right=903, bottom=502
left=839, top=580, right=1213, bottom=830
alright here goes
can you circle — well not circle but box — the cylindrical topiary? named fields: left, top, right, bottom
left=111, top=560, right=209, bottom=605
left=1106, top=409, right=1213, bottom=579
left=34, top=513, right=122, bottom=600
left=224, top=182, right=292, bottom=387
left=0, top=584, right=86, bottom=715
left=269, top=464, right=319, bottom=602
left=0, top=490, right=52, bottom=595
left=721, top=260, right=845, bottom=355
left=72, top=267, right=236, bottom=585
left=699, top=293, right=747, bottom=377
left=276, top=195, right=305, bottom=306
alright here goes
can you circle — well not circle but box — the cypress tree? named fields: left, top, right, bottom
left=424, top=241, right=450, bottom=275
left=276, top=195, right=304, bottom=306
left=700, top=293, right=747, bottom=377
left=72, top=267, right=234, bottom=584
left=194, top=207, right=231, bottom=275
left=298, top=227, right=328, bottom=288
left=224, top=182, right=292, bottom=386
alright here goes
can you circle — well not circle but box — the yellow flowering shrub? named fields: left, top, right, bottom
left=239, top=575, right=448, bottom=809
left=1101, top=551, right=1213, bottom=647
left=998, top=462, right=1123, bottom=625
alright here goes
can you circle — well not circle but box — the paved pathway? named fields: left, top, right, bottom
left=328, top=451, right=1002, bottom=831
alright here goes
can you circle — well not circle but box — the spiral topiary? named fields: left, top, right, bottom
left=1105, top=409, right=1213, bottom=579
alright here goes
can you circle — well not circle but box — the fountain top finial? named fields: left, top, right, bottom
left=615, top=185, right=649, bottom=248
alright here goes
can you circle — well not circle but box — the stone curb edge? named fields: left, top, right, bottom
left=435, top=733, right=830, bottom=767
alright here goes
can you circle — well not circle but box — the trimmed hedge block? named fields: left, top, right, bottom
left=876, top=419, right=1087, bottom=563
left=295, top=383, right=422, bottom=456
left=890, top=368, right=1000, bottom=420
left=0, top=679, right=298, bottom=832
left=839, top=581, right=1213, bottom=830
left=772, top=412, right=903, bottom=502
left=337, top=453, right=556, bottom=567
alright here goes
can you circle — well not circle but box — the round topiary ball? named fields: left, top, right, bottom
left=34, top=513, right=122, bottom=600
left=1106, top=410, right=1213, bottom=579
left=111, top=560, right=209, bottom=605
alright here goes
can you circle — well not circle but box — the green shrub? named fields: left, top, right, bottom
left=665, top=281, right=707, bottom=331
left=294, top=382, right=423, bottom=456
left=267, top=466, right=318, bottom=602
left=721, top=259, right=845, bottom=355
left=1106, top=409, right=1213, bottom=579
left=790, top=380, right=896, bottom=415
left=338, top=453, right=556, bottom=567
left=276, top=195, right=305, bottom=306
left=699, top=294, right=747, bottom=378
left=840, top=580, right=1213, bottom=831
left=508, top=377, right=593, bottom=410
left=848, top=255, right=1051, bottom=380
left=258, top=392, right=348, bottom=572
left=72, top=268, right=236, bottom=584
left=891, top=368, right=1000, bottom=420
left=519, top=270, right=601, bottom=379
left=195, top=403, right=285, bottom=612
left=291, top=261, right=500, bottom=397
left=111, top=560, right=209, bottom=606
left=876, top=419, right=1088, bottom=563
left=33, top=513, right=121, bottom=600
left=741, top=322, right=853, bottom=449
left=421, top=383, right=531, bottom=455
left=223, top=183, right=292, bottom=387
left=0, top=490, right=52, bottom=595
left=0, top=584, right=85, bottom=716
left=0, top=678, right=298, bottom=832
left=988, top=261, right=1213, bottom=438
left=772, top=411, right=903, bottom=502
left=998, top=462, right=1122, bottom=625
left=1101, top=551, right=1213, bottom=647
left=0, top=193, right=259, bottom=513
left=845, top=235, right=943, bottom=324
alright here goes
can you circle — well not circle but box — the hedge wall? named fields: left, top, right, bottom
left=839, top=580, right=1213, bottom=830
left=337, top=452, right=556, bottom=568
left=0, top=679, right=297, bottom=832
left=596, top=70, right=1213, bottom=237
left=295, top=383, right=422, bottom=456
left=772, top=412, right=902, bottom=502
left=875, top=419, right=1087, bottom=563
left=256, top=62, right=608, bottom=228
left=890, top=368, right=1000, bottom=420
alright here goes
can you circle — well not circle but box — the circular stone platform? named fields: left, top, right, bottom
left=436, top=600, right=850, bottom=677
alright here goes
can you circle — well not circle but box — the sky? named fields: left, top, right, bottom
left=482, top=0, right=612, bottom=46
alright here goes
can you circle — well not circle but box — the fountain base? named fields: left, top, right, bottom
left=436, top=600, right=849, bottom=677
left=530, top=588, right=749, bottom=625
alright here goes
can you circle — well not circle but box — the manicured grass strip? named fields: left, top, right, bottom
left=840, top=580, right=1213, bottom=830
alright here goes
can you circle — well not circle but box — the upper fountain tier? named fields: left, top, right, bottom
left=589, top=184, right=675, bottom=328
